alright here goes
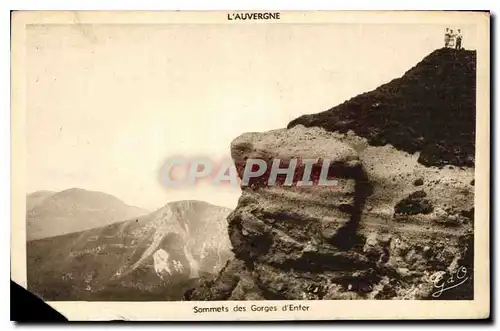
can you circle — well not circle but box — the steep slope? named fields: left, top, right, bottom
left=27, top=200, right=233, bottom=301
left=27, top=188, right=148, bottom=240
left=288, top=48, right=476, bottom=167
left=186, top=48, right=475, bottom=301
left=26, top=190, right=56, bottom=211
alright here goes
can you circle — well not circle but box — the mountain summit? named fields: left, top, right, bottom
left=27, top=188, right=147, bottom=240
left=288, top=48, right=476, bottom=167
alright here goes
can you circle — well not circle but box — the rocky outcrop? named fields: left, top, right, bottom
left=186, top=48, right=475, bottom=301
left=394, top=190, right=434, bottom=216
left=186, top=126, right=474, bottom=300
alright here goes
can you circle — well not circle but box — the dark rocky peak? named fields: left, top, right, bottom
left=288, top=48, right=476, bottom=167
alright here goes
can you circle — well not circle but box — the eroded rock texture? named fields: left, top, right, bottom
left=185, top=48, right=475, bottom=301
left=186, top=127, right=473, bottom=301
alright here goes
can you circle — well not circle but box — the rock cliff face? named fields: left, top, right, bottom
left=185, top=48, right=475, bottom=301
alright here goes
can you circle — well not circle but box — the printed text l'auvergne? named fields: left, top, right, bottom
left=227, top=12, right=281, bottom=21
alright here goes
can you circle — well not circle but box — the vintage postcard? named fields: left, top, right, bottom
left=11, top=10, right=490, bottom=321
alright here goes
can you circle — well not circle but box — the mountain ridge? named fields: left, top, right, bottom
left=27, top=199, right=233, bottom=301
left=288, top=48, right=476, bottom=167
left=27, top=188, right=148, bottom=241
left=26, top=190, right=56, bottom=211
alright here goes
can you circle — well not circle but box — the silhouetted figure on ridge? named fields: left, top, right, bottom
left=448, top=29, right=456, bottom=48
left=444, top=28, right=451, bottom=48
left=445, top=27, right=464, bottom=49
left=455, top=29, right=463, bottom=49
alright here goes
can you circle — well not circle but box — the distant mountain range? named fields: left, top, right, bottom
left=27, top=198, right=233, bottom=301
left=26, top=188, right=148, bottom=241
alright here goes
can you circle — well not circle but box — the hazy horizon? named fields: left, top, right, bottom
left=26, top=23, right=478, bottom=210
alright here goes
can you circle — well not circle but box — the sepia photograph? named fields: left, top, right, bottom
left=10, top=10, right=490, bottom=320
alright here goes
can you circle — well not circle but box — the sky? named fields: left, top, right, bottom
left=25, top=22, right=478, bottom=210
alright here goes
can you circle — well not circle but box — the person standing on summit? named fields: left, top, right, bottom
left=444, top=28, right=451, bottom=48
left=448, top=29, right=456, bottom=48
left=455, top=29, right=463, bottom=49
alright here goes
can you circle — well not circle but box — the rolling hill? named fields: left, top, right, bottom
left=26, top=190, right=56, bottom=211
left=27, top=188, right=148, bottom=241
